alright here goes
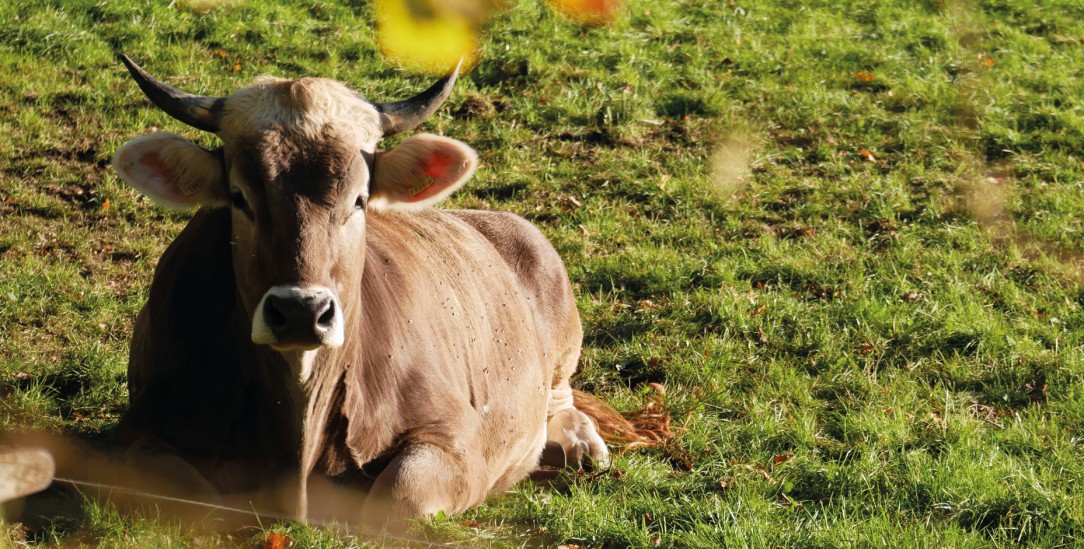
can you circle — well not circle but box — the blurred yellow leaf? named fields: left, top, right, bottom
left=375, top=0, right=479, bottom=75
left=545, top=0, right=623, bottom=25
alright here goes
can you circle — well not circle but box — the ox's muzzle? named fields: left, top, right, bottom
left=251, top=285, right=345, bottom=351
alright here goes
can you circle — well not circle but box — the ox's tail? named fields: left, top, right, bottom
left=572, top=389, right=672, bottom=451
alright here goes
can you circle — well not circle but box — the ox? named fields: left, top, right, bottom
left=110, top=55, right=627, bottom=527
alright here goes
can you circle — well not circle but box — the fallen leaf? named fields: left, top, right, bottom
left=545, top=0, right=624, bottom=25
left=748, top=304, right=767, bottom=317
left=561, top=195, right=582, bottom=212
left=100, top=198, right=110, bottom=211
left=772, top=453, right=792, bottom=465
left=264, top=532, right=292, bottom=549
left=858, top=149, right=876, bottom=162
left=853, top=70, right=875, bottom=83
left=646, top=382, right=666, bottom=395
left=743, top=464, right=773, bottom=482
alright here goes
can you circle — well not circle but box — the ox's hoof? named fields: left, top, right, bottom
left=545, top=409, right=610, bottom=470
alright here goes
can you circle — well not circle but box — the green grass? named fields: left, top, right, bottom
left=3, top=0, right=1084, bottom=546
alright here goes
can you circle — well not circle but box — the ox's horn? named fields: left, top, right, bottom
left=118, top=54, right=225, bottom=133
left=373, top=59, right=462, bottom=136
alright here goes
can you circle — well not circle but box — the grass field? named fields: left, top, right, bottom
left=2, top=0, right=1084, bottom=546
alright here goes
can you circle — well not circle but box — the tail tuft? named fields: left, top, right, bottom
left=572, top=390, right=673, bottom=451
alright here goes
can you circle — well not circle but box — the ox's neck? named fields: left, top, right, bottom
left=287, top=285, right=366, bottom=520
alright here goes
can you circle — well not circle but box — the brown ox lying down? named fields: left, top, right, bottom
left=110, top=56, right=634, bottom=527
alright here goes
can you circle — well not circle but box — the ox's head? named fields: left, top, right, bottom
left=114, top=55, right=477, bottom=381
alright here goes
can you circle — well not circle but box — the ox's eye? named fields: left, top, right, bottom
left=229, top=188, right=252, bottom=216
left=354, top=195, right=368, bottom=211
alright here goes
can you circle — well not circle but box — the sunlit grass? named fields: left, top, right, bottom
left=2, top=0, right=1084, bottom=546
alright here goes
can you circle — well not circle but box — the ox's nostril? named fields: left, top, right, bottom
left=254, top=285, right=344, bottom=348
left=316, top=300, right=336, bottom=330
left=264, top=295, right=288, bottom=330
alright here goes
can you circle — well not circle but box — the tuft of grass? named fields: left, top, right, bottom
left=2, top=0, right=1084, bottom=546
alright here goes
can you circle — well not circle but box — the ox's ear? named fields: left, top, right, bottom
left=371, top=133, right=478, bottom=210
left=114, top=132, right=226, bottom=209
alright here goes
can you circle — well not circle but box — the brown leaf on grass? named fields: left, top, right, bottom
left=772, top=453, right=792, bottom=465
left=264, top=532, right=292, bottom=549
left=748, top=304, right=767, bottom=317
left=100, top=199, right=110, bottom=211
left=743, top=464, right=773, bottom=482
left=853, top=70, right=875, bottom=83
left=756, top=326, right=768, bottom=344
left=561, top=195, right=582, bottom=212
left=546, top=0, right=624, bottom=26
left=858, top=149, right=877, bottom=162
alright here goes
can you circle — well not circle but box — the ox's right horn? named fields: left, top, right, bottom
left=373, top=59, right=462, bottom=137
left=119, top=54, right=225, bottom=133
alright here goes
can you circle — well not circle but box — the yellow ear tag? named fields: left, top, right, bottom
left=178, top=181, right=202, bottom=196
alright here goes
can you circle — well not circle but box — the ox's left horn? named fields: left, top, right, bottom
left=119, top=54, right=225, bottom=133
left=373, top=59, right=462, bottom=137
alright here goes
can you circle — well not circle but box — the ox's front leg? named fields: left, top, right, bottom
left=117, top=436, right=221, bottom=503
left=360, top=443, right=487, bottom=530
